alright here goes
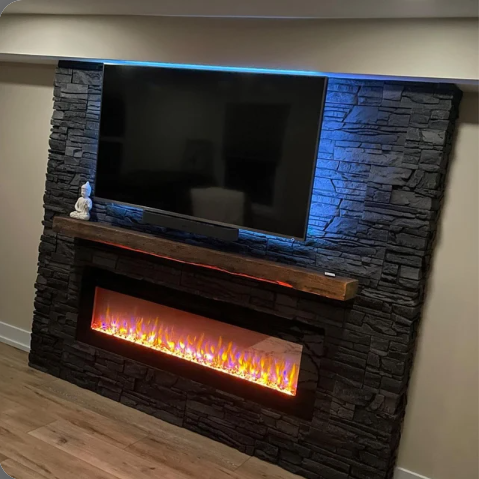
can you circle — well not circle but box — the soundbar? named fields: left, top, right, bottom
left=142, top=211, right=239, bottom=242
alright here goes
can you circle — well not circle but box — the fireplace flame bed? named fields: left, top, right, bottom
left=91, top=287, right=302, bottom=396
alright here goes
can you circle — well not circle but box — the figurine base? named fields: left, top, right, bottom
left=70, top=212, right=90, bottom=221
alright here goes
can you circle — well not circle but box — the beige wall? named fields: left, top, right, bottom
left=397, top=92, right=479, bottom=479
left=0, top=62, right=55, bottom=331
left=0, top=15, right=478, bottom=82
left=0, top=58, right=477, bottom=478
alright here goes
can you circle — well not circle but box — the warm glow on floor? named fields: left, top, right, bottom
left=91, top=288, right=301, bottom=396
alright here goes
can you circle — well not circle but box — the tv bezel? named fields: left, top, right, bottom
left=94, top=63, right=328, bottom=241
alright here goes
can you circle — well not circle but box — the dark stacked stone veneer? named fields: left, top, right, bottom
left=30, top=61, right=462, bottom=479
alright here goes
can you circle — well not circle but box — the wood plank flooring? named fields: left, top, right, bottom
left=0, top=342, right=301, bottom=479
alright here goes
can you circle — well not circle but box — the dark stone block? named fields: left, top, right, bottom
left=406, top=127, right=421, bottom=141
left=276, top=420, right=300, bottom=437
left=136, top=383, right=185, bottom=407
left=328, top=82, right=360, bottom=94
left=419, top=172, right=442, bottom=190
left=326, top=218, right=359, bottom=234
left=255, top=440, right=279, bottom=460
left=326, top=91, right=357, bottom=104
left=96, top=349, right=124, bottom=365
left=280, top=449, right=304, bottom=465
left=410, top=113, right=430, bottom=126
left=61, top=83, right=88, bottom=94
left=358, top=96, right=382, bottom=106
left=429, top=120, right=449, bottom=130
left=381, top=358, right=405, bottom=375
left=322, top=359, right=365, bottom=384
left=383, top=85, right=403, bottom=101
left=124, top=361, right=148, bottom=379
left=393, top=233, right=427, bottom=249
left=399, top=266, right=423, bottom=281
left=333, top=380, right=374, bottom=406
left=97, top=379, right=122, bottom=401
left=359, top=86, right=383, bottom=98
left=345, top=106, right=378, bottom=124
left=422, top=129, right=446, bottom=145
left=380, top=376, right=404, bottom=394
left=188, top=400, right=225, bottom=418
left=390, top=191, right=432, bottom=210
left=431, top=109, right=450, bottom=120
left=382, top=263, right=399, bottom=276
left=392, top=304, right=421, bottom=320
left=368, top=166, right=412, bottom=185
left=388, top=113, right=410, bottom=127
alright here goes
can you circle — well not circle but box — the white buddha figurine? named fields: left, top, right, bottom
left=70, top=181, right=93, bottom=221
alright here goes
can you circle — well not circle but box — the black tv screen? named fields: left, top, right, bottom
left=96, top=65, right=326, bottom=239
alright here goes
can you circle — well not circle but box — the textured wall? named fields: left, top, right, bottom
left=30, top=62, right=462, bottom=479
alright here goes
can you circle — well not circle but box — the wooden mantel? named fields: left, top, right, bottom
left=53, top=217, right=358, bottom=301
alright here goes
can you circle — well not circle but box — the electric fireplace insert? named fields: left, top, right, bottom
left=77, top=268, right=323, bottom=419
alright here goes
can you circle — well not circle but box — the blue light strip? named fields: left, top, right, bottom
left=96, top=58, right=409, bottom=81
left=103, top=59, right=327, bottom=77
left=62, top=55, right=460, bottom=83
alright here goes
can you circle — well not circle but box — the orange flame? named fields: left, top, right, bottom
left=91, top=307, right=299, bottom=396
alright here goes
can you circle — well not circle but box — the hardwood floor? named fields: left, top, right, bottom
left=0, top=342, right=301, bottom=479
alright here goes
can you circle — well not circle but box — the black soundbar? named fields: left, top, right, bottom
left=142, top=211, right=239, bottom=242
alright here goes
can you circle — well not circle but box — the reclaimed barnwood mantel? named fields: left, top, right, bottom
left=53, top=217, right=358, bottom=301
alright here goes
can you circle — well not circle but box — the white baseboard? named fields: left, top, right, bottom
left=395, top=468, right=432, bottom=479
left=0, top=321, right=31, bottom=352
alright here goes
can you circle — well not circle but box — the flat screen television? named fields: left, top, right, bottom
left=95, top=65, right=327, bottom=240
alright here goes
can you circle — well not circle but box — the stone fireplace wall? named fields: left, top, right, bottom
left=30, top=61, right=462, bottom=479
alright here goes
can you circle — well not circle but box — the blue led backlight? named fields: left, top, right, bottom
left=93, top=59, right=407, bottom=82
left=102, top=60, right=327, bottom=77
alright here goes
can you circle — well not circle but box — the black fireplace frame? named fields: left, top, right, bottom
left=77, top=267, right=322, bottom=419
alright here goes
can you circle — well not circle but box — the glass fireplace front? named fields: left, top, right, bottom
left=77, top=268, right=321, bottom=419
left=91, top=287, right=302, bottom=396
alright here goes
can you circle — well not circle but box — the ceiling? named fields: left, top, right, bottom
left=4, top=0, right=479, bottom=18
